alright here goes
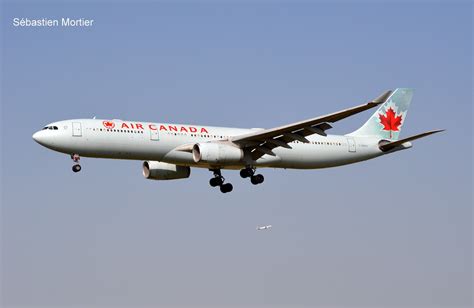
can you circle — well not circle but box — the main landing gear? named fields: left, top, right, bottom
left=209, top=167, right=264, bottom=193
left=209, top=169, right=233, bottom=193
left=240, top=167, right=264, bottom=185
left=71, top=154, right=82, bottom=173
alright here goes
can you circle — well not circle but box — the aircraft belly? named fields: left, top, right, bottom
left=161, top=149, right=246, bottom=169
left=266, top=143, right=381, bottom=169
left=60, top=133, right=171, bottom=160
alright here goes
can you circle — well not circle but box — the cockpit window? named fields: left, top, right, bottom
left=43, top=126, right=59, bottom=130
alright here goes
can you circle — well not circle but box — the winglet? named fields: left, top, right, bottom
left=371, top=90, right=393, bottom=104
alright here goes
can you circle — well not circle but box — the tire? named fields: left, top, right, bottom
left=72, top=164, right=81, bottom=173
left=240, top=168, right=254, bottom=178
left=210, top=178, right=219, bottom=187
left=250, top=175, right=259, bottom=185
left=251, top=174, right=264, bottom=185
left=220, top=183, right=233, bottom=193
left=210, top=177, right=224, bottom=187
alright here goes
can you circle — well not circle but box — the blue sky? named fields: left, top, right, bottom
left=1, top=1, right=472, bottom=307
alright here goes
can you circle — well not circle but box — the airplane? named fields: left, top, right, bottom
left=257, top=225, right=272, bottom=231
left=32, top=88, right=443, bottom=193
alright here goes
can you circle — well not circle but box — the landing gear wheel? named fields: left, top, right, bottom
left=220, top=183, right=233, bottom=193
left=209, top=169, right=233, bottom=193
left=240, top=168, right=254, bottom=178
left=209, top=177, right=224, bottom=187
left=71, top=154, right=81, bottom=172
left=71, top=154, right=80, bottom=163
left=250, top=174, right=264, bottom=185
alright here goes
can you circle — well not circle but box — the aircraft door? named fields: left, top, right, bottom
left=150, top=129, right=159, bottom=141
left=347, top=137, right=356, bottom=152
left=72, top=122, right=82, bottom=137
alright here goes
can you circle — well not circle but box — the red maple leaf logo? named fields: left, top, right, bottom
left=379, top=107, right=402, bottom=138
left=103, top=121, right=115, bottom=129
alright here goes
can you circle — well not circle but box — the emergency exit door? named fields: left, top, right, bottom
left=347, top=137, right=356, bottom=152
left=72, top=122, right=82, bottom=137
left=150, top=129, right=159, bottom=141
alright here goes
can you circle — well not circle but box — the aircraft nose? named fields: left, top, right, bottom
left=32, top=130, right=46, bottom=145
left=33, top=129, right=59, bottom=149
left=32, top=131, right=40, bottom=142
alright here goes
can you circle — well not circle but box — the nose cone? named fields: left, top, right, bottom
left=32, top=131, right=42, bottom=142
left=33, top=128, right=62, bottom=151
left=32, top=130, right=48, bottom=146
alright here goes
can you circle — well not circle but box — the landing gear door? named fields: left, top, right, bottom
left=72, top=122, right=82, bottom=137
left=347, top=137, right=356, bottom=152
left=150, top=129, right=159, bottom=141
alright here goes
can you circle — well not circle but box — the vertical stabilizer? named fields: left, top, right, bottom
left=348, top=88, right=413, bottom=140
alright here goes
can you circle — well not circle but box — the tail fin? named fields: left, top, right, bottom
left=348, top=88, right=413, bottom=140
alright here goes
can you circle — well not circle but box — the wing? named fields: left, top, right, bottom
left=232, top=90, right=393, bottom=159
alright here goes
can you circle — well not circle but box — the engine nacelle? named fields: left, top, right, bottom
left=192, top=142, right=243, bottom=164
left=142, top=161, right=191, bottom=180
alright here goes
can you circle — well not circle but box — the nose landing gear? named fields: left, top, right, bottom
left=209, top=169, right=233, bottom=193
left=71, top=154, right=81, bottom=173
left=240, top=167, right=264, bottom=185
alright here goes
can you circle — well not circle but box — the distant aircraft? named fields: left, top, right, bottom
left=33, top=88, right=443, bottom=193
left=257, top=225, right=272, bottom=231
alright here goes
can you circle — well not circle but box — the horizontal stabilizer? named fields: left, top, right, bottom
left=379, top=129, right=445, bottom=152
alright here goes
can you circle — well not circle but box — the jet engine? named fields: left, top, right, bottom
left=142, top=161, right=191, bottom=180
left=192, top=142, right=243, bottom=164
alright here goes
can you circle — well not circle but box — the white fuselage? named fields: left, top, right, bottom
left=33, top=119, right=386, bottom=169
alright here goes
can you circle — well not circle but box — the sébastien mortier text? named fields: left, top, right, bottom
left=13, top=18, right=94, bottom=27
